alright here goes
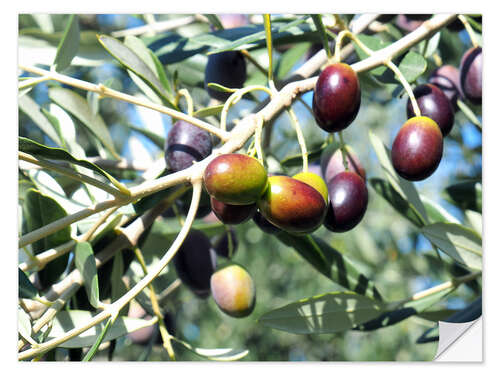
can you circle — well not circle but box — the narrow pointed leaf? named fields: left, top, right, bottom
left=421, top=223, right=482, bottom=270
left=98, top=35, right=176, bottom=108
left=193, top=104, right=224, bottom=118
left=421, top=195, right=460, bottom=224
left=19, top=94, right=62, bottom=146
left=355, top=287, right=455, bottom=331
left=19, top=268, right=38, bottom=299
left=259, top=292, right=385, bottom=334
left=48, top=87, right=118, bottom=158
left=75, top=241, right=100, bottom=308
left=370, top=178, right=425, bottom=227
left=19, top=137, right=129, bottom=196
left=23, top=188, right=71, bottom=286
left=53, top=15, right=80, bottom=72
left=172, top=336, right=249, bottom=361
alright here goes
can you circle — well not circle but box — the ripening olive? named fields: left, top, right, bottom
left=429, top=65, right=463, bottom=107
left=320, top=142, right=366, bottom=183
left=210, top=263, right=256, bottom=318
left=204, top=154, right=268, bottom=205
left=292, top=171, right=329, bottom=203
left=257, top=176, right=326, bottom=234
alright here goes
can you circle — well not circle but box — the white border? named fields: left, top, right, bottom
left=5, top=1, right=498, bottom=372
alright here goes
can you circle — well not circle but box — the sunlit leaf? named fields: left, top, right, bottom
left=48, top=87, right=119, bottom=158
left=172, top=336, right=249, bottom=361
left=19, top=94, right=62, bottom=146
left=422, top=223, right=482, bottom=270
left=259, top=292, right=385, bottom=334
left=19, top=137, right=128, bottom=195
left=53, top=15, right=80, bottom=72
left=75, top=241, right=100, bottom=308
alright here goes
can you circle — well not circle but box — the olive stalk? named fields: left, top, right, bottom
left=333, top=30, right=422, bottom=117
left=18, top=64, right=230, bottom=142
left=133, top=247, right=176, bottom=360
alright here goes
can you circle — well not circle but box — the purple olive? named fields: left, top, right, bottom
left=460, top=47, right=482, bottom=105
left=313, top=63, right=361, bottom=132
left=165, top=120, right=212, bottom=172
left=391, top=116, right=443, bottom=181
left=407, top=83, right=455, bottom=136
left=324, top=171, right=368, bottom=232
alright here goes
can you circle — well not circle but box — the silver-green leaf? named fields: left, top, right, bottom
left=259, top=292, right=385, bottom=334
left=421, top=223, right=482, bottom=270
left=53, top=15, right=80, bottom=72
left=75, top=241, right=100, bottom=308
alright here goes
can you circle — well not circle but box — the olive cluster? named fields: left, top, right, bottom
left=160, top=16, right=482, bottom=320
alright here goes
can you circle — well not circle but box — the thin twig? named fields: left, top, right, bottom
left=17, top=14, right=455, bottom=252
left=19, top=182, right=202, bottom=360
left=18, top=65, right=229, bottom=142
left=286, top=108, right=308, bottom=172
left=133, top=247, right=176, bottom=360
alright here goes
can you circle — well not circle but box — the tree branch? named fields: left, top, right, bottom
left=17, top=14, right=456, bottom=251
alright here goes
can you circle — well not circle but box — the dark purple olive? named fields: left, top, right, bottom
left=429, top=65, right=463, bottom=107
left=460, top=47, right=482, bottom=105
left=173, top=229, right=217, bottom=298
left=213, top=228, right=239, bottom=258
left=391, top=116, right=443, bottom=181
left=210, top=197, right=256, bottom=225
left=407, top=83, right=455, bottom=136
left=205, top=51, right=247, bottom=101
left=313, top=63, right=361, bottom=133
left=324, top=171, right=368, bottom=232
left=165, top=120, right=212, bottom=172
